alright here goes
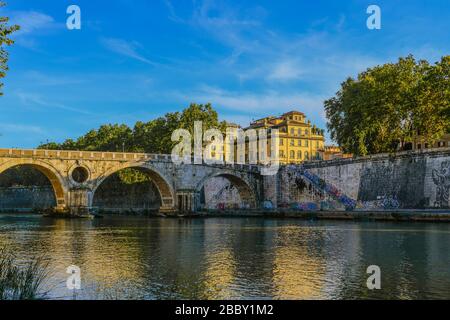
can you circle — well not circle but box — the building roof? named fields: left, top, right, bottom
left=282, top=110, right=306, bottom=116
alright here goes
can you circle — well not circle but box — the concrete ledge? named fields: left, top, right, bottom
left=191, top=209, right=450, bottom=222
left=303, top=146, right=450, bottom=169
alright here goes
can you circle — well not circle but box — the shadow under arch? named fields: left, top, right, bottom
left=92, top=164, right=175, bottom=211
left=0, top=159, right=67, bottom=208
left=196, top=172, right=257, bottom=209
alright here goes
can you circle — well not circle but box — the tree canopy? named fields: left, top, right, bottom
left=38, top=103, right=229, bottom=184
left=39, top=103, right=228, bottom=154
left=0, top=1, right=19, bottom=96
left=325, top=55, right=450, bottom=156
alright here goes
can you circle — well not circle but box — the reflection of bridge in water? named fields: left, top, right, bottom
left=0, top=148, right=263, bottom=216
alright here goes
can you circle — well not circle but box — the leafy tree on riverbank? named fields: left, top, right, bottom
left=325, top=55, right=450, bottom=156
left=0, top=1, right=19, bottom=96
left=39, top=103, right=228, bottom=154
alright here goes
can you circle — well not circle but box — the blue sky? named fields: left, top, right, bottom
left=1, top=0, right=449, bottom=148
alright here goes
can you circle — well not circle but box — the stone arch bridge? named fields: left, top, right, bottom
left=0, top=149, right=263, bottom=216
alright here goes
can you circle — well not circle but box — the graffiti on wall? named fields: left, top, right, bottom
left=432, top=161, right=450, bottom=208
left=357, top=195, right=400, bottom=210
left=301, top=169, right=357, bottom=210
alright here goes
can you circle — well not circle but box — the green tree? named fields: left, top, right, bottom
left=0, top=1, right=19, bottom=96
left=325, top=55, right=450, bottom=156
left=40, top=103, right=228, bottom=154
left=38, top=103, right=229, bottom=183
left=414, top=56, right=450, bottom=143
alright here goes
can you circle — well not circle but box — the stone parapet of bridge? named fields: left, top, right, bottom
left=0, top=148, right=172, bottom=162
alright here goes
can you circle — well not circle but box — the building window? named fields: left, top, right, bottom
left=304, top=151, right=309, bottom=160
left=297, top=151, right=302, bottom=159
left=290, top=150, right=295, bottom=159
left=290, top=128, right=295, bottom=135
left=290, top=139, right=295, bottom=146
left=417, top=144, right=421, bottom=149
left=425, top=143, right=429, bottom=148
left=280, top=139, right=284, bottom=146
left=305, top=129, right=309, bottom=135
left=280, top=150, right=285, bottom=157
left=298, top=140, right=302, bottom=146
left=305, top=140, right=309, bottom=147
left=315, top=152, right=320, bottom=159
left=298, top=129, right=302, bottom=135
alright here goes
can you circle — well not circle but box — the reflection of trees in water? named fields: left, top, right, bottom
left=1, top=217, right=449, bottom=299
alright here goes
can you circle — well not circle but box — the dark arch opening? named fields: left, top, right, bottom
left=0, top=165, right=57, bottom=212
left=92, top=167, right=170, bottom=215
left=199, top=174, right=256, bottom=210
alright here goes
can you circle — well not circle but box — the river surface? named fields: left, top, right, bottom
left=0, top=214, right=449, bottom=300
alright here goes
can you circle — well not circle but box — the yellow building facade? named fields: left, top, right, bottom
left=246, top=111, right=326, bottom=164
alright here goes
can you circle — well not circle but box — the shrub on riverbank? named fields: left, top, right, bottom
left=0, top=247, right=50, bottom=300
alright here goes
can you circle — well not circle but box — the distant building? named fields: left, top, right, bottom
left=246, top=111, right=326, bottom=164
left=411, top=132, right=450, bottom=150
left=323, top=146, right=353, bottom=161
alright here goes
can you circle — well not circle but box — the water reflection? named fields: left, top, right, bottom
left=0, top=215, right=449, bottom=300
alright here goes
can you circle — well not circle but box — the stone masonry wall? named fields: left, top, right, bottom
left=0, top=187, right=56, bottom=210
left=279, top=148, right=450, bottom=210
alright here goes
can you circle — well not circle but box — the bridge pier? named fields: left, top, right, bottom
left=67, top=188, right=94, bottom=217
left=176, top=190, right=197, bottom=213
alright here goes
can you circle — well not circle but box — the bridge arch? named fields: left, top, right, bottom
left=92, top=163, right=175, bottom=211
left=0, top=159, right=67, bottom=209
left=196, top=172, right=257, bottom=209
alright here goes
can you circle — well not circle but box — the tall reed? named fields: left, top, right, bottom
left=0, top=247, right=50, bottom=300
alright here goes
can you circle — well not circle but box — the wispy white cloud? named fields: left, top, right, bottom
left=162, top=0, right=380, bottom=91
left=15, top=90, right=94, bottom=115
left=11, top=11, right=57, bottom=34
left=266, top=60, right=304, bottom=82
left=0, top=123, right=45, bottom=134
left=172, top=85, right=327, bottom=121
left=101, top=37, right=157, bottom=66
left=9, top=10, right=62, bottom=49
left=22, top=71, right=86, bottom=86
left=163, top=0, right=185, bottom=23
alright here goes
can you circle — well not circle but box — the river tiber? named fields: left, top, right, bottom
left=1, top=0, right=449, bottom=302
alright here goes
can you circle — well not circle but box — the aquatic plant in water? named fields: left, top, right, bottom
left=0, top=247, right=50, bottom=300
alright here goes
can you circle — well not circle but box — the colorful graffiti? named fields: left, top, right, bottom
left=290, top=202, right=319, bottom=211
left=357, top=195, right=400, bottom=210
left=301, top=168, right=357, bottom=210
left=432, top=161, right=450, bottom=208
